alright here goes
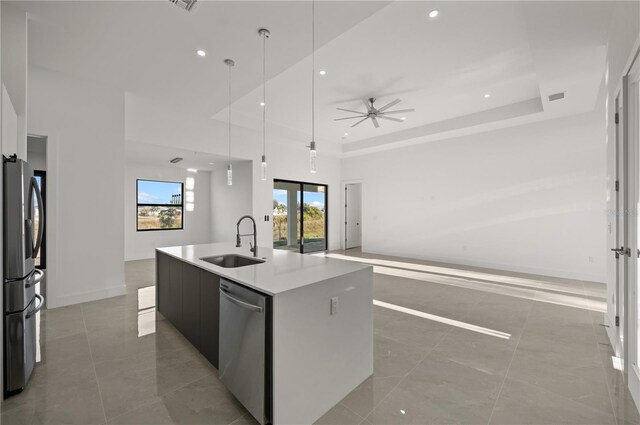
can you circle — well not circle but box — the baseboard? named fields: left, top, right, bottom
left=125, top=252, right=154, bottom=261
left=604, top=313, right=620, bottom=355
left=46, top=284, right=127, bottom=309
left=363, top=247, right=606, bottom=284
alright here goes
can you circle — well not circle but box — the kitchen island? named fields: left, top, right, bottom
left=156, top=243, right=373, bottom=425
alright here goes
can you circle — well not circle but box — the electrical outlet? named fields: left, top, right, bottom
left=330, top=296, right=339, bottom=315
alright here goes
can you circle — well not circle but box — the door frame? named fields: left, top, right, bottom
left=344, top=182, right=362, bottom=250
left=341, top=179, right=363, bottom=251
left=626, top=50, right=640, bottom=405
left=272, top=179, right=328, bottom=253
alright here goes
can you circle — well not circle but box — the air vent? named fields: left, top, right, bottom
left=170, top=157, right=183, bottom=164
left=548, top=92, right=565, bottom=102
left=169, top=0, right=197, bottom=12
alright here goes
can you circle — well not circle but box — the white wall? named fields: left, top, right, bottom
left=125, top=162, right=212, bottom=260
left=28, top=66, right=126, bottom=308
left=1, top=3, right=27, bottom=160
left=26, top=150, right=46, bottom=171
left=210, top=161, right=253, bottom=244
left=251, top=141, right=344, bottom=252
left=342, top=108, right=607, bottom=282
left=126, top=94, right=344, bottom=252
left=1, top=84, right=17, bottom=157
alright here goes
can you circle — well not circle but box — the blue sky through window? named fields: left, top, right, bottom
left=137, top=180, right=182, bottom=205
left=273, top=189, right=325, bottom=211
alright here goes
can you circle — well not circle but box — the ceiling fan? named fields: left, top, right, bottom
left=334, top=98, right=415, bottom=128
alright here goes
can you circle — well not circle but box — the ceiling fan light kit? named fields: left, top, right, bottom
left=335, top=97, right=415, bottom=129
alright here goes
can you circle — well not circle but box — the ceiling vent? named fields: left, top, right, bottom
left=548, top=92, right=565, bottom=102
left=169, top=0, right=197, bottom=12
left=169, top=157, right=183, bottom=164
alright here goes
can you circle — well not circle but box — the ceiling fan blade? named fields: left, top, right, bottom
left=334, top=115, right=367, bottom=121
left=362, top=98, right=372, bottom=112
left=377, top=115, right=403, bottom=122
left=381, top=108, right=415, bottom=114
left=371, top=117, right=380, bottom=128
left=336, top=107, right=365, bottom=114
left=377, top=99, right=401, bottom=112
left=351, top=117, right=369, bottom=128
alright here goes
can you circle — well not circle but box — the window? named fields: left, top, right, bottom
left=136, top=179, right=184, bottom=231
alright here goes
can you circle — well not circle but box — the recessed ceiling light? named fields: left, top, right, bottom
left=187, top=168, right=198, bottom=173
left=401, top=117, right=406, bottom=121
left=208, top=162, right=215, bottom=165
left=344, top=132, right=349, bottom=136
left=428, top=9, right=439, bottom=18
left=319, top=70, right=327, bottom=76
left=196, top=49, right=206, bottom=57
left=259, top=101, right=265, bottom=107
left=484, top=93, right=491, bottom=98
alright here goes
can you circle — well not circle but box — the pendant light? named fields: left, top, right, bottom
left=224, top=58, right=235, bottom=186
left=309, top=0, right=318, bottom=173
left=259, top=28, right=271, bottom=181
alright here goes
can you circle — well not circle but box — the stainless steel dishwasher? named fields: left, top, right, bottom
left=219, top=278, right=270, bottom=425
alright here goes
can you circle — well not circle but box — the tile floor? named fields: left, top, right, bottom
left=1, top=250, right=638, bottom=425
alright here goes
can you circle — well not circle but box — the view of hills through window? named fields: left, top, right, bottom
left=136, top=180, right=184, bottom=231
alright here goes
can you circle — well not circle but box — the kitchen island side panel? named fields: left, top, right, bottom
left=271, top=267, right=373, bottom=425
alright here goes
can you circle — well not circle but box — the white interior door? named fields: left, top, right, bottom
left=614, top=90, right=628, bottom=371
left=345, top=183, right=362, bottom=249
left=627, top=54, right=640, bottom=401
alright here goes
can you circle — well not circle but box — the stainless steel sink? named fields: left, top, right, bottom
left=200, top=254, right=265, bottom=268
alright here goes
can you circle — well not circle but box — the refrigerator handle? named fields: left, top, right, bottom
left=26, top=294, right=45, bottom=319
left=31, top=176, right=44, bottom=260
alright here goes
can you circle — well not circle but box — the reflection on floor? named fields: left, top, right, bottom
left=0, top=252, right=638, bottom=425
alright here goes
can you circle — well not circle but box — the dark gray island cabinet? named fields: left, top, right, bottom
left=155, top=243, right=373, bottom=425
left=156, top=251, right=220, bottom=367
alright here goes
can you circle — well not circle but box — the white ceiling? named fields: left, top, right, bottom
left=18, top=0, right=390, bottom=122
left=125, top=140, right=239, bottom=171
left=15, top=0, right=617, bottom=159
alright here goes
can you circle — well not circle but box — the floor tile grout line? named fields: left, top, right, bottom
left=360, top=327, right=454, bottom=423
left=339, top=401, right=366, bottom=420
left=80, top=305, right=109, bottom=425
left=485, top=296, right=535, bottom=425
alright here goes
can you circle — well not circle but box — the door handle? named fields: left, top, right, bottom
left=220, top=288, right=264, bottom=313
left=611, top=247, right=630, bottom=257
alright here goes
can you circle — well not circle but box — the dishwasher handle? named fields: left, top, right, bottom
left=220, top=288, right=264, bottom=313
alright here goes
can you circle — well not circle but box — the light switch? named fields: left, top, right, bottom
left=330, top=296, right=339, bottom=315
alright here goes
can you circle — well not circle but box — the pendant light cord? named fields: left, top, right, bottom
left=311, top=0, right=315, bottom=143
left=263, top=31, right=267, bottom=158
left=228, top=62, right=232, bottom=165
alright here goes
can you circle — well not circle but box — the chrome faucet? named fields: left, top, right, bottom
left=236, top=215, right=258, bottom=257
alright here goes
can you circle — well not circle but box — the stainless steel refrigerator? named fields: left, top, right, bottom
left=3, top=155, right=45, bottom=397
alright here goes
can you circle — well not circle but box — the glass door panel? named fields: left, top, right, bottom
left=273, top=181, right=301, bottom=252
left=273, top=180, right=327, bottom=253
left=302, top=184, right=326, bottom=253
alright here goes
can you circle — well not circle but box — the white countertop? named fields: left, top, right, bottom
left=156, top=243, right=372, bottom=295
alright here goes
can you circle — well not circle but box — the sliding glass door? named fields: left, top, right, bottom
left=273, top=180, right=327, bottom=253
